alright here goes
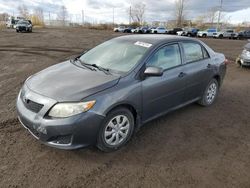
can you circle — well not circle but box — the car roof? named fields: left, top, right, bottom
left=113, top=34, right=200, bottom=45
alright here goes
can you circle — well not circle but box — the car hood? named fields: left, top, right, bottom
left=26, top=61, right=120, bottom=102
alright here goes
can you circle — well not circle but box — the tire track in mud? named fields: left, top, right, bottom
left=0, top=45, right=84, bottom=52
left=70, top=128, right=169, bottom=187
left=0, top=118, right=19, bottom=130
left=71, top=158, right=114, bottom=187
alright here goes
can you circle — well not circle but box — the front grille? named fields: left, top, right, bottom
left=23, top=99, right=44, bottom=113
left=20, top=90, right=44, bottom=113
left=19, top=26, right=27, bottom=30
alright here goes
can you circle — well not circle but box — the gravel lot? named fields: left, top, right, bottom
left=0, top=28, right=250, bottom=188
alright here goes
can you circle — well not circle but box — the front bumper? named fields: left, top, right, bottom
left=16, top=85, right=104, bottom=150
left=236, top=55, right=250, bottom=66
left=17, top=27, right=31, bottom=31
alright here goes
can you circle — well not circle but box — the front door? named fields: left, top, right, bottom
left=141, top=43, right=187, bottom=122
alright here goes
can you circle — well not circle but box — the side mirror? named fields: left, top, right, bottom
left=144, top=66, right=163, bottom=77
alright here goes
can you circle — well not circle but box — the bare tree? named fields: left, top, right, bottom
left=130, top=3, right=146, bottom=26
left=34, top=8, right=44, bottom=22
left=206, top=7, right=218, bottom=27
left=31, top=7, right=44, bottom=26
left=0, top=13, right=9, bottom=21
left=18, top=5, right=29, bottom=18
left=57, top=5, right=68, bottom=26
left=175, top=0, right=186, bottom=27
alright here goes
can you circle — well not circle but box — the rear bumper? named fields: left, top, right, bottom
left=16, top=86, right=104, bottom=150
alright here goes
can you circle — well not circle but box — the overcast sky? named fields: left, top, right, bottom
left=0, top=0, right=250, bottom=24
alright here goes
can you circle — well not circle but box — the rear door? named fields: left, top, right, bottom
left=180, top=42, right=214, bottom=102
left=141, top=43, right=187, bottom=121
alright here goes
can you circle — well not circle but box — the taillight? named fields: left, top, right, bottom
left=224, top=58, right=230, bottom=65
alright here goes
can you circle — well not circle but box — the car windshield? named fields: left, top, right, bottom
left=18, top=21, right=28, bottom=24
left=79, top=40, right=149, bottom=73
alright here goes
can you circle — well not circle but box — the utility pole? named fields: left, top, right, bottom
left=48, top=11, right=51, bottom=26
left=82, top=9, right=84, bottom=25
left=129, top=6, right=131, bottom=25
left=217, top=0, right=223, bottom=30
left=113, top=7, right=115, bottom=27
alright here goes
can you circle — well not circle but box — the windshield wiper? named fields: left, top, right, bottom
left=84, top=63, right=111, bottom=75
left=92, top=64, right=111, bottom=75
left=71, top=58, right=96, bottom=71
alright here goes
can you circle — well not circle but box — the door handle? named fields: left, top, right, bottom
left=178, top=72, right=186, bottom=78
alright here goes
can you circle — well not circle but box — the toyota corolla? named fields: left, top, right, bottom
left=17, top=35, right=227, bottom=152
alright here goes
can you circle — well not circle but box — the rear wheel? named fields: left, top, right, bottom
left=198, top=79, right=219, bottom=106
left=97, top=107, right=134, bottom=152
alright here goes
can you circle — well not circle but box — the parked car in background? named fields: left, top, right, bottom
left=178, top=28, right=199, bottom=37
left=213, top=29, right=235, bottom=39
left=131, top=27, right=139, bottom=33
left=138, top=26, right=150, bottom=34
left=147, top=27, right=156, bottom=33
left=123, top=26, right=135, bottom=33
left=236, top=42, right=250, bottom=66
left=151, top=27, right=168, bottom=34
left=232, top=30, right=250, bottom=40
left=167, top=28, right=183, bottom=35
left=16, top=20, right=32, bottom=33
left=114, top=26, right=125, bottom=32
left=17, top=35, right=227, bottom=152
left=197, top=29, right=217, bottom=38
left=6, top=16, right=25, bottom=28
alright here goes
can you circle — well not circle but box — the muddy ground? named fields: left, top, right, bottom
left=0, top=28, right=250, bottom=188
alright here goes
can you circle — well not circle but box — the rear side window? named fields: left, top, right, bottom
left=182, top=42, right=204, bottom=63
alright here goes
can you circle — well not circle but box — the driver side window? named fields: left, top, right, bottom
left=147, top=44, right=182, bottom=70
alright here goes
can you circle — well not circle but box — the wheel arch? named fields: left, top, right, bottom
left=104, top=102, right=140, bottom=129
left=213, top=75, right=221, bottom=87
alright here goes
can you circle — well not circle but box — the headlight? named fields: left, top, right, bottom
left=48, top=100, right=96, bottom=118
left=242, top=49, right=250, bottom=57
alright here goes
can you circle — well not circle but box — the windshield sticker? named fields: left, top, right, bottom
left=134, top=41, right=152, bottom=48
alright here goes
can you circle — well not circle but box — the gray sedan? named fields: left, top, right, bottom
left=17, top=35, right=227, bottom=152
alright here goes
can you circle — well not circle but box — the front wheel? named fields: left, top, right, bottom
left=198, top=79, right=219, bottom=106
left=97, top=108, right=135, bottom=152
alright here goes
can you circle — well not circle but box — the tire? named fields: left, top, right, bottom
left=187, top=33, right=191, bottom=37
left=219, top=34, right=223, bottom=39
left=16, top=30, right=19, bottom=33
left=198, top=79, right=219, bottom=106
left=202, top=34, right=207, bottom=38
left=97, top=107, right=135, bottom=152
